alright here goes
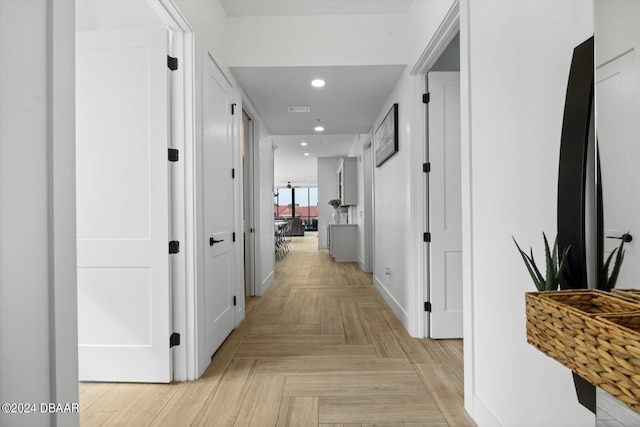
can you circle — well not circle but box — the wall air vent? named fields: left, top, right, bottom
left=287, top=105, right=311, bottom=113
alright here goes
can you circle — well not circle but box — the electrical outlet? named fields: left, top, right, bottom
left=385, top=267, right=391, bottom=276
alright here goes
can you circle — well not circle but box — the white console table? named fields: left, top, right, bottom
left=328, top=224, right=358, bottom=262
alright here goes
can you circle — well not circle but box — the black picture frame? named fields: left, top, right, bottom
left=375, top=103, right=398, bottom=167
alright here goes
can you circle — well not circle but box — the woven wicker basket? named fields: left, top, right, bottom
left=526, top=290, right=640, bottom=412
left=612, top=289, right=640, bottom=303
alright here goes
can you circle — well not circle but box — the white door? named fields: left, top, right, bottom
left=200, top=56, right=236, bottom=366
left=597, top=50, right=639, bottom=289
left=76, top=30, right=172, bottom=382
left=428, top=72, right=463, bottom=339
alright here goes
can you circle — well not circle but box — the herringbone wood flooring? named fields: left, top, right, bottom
left=80, top=236, right=475, bottom=426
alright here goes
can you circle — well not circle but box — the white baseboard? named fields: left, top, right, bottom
left=472, top=394, right=502, bottom=427
left=259, top=270, right=274, bottom=296
left=358, top=257, right=366, bottom=272
left=373, top=275, right=409, bottom=328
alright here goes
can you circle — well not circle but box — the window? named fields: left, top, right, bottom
left=274, top=186, right=318, bottom=232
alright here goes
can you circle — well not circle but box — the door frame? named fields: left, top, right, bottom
left=363, top=137, right=374, bottom=273
left=146, top=0, right=196, bottom=381
left=240, top=97, right=265, bottom=296
left=242, top=109, right=257, bottom=297
left=409, top=0, right=460, bottom=339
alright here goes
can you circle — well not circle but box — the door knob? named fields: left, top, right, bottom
left=605, top=233, right=633, bottom=243
left=210, top=238, right=224, bottom=246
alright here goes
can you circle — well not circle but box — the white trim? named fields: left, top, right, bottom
left=232, top=88, right=246, bottom=330
left=407, top=73, right=428, bottom=338
left=261, top=270, right=275, bottom=295
left=411, top=0, right=460, bottom=76
left=459, top=0, right=476, bottom=416
left=373, top=276, right=409, bottom=327
left=152, top=0, right=197, bottom=381
left=472, top=395, right=503, bottom=427
left=50, top=1, right=79, bottom=424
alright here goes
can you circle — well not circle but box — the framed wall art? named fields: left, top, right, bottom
left=375, top=103, right=399, bottom=167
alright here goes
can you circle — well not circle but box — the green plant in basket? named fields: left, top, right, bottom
left=598, top=236, right=626, bottom=292
left=513, top=233, right=571, bottom=291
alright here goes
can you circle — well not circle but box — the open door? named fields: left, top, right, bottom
left=428, top=71, right=463, bottom=339
left=199, top=55, right=236, bottom=372
left=76, top=30, right=173, bottom=382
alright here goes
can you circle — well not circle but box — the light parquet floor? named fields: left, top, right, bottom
left=80, top=236, right=476, bottom=427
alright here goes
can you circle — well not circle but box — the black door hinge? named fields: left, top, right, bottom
left=233, top=296, right=237, bottom=306
left=231, top=103, right=236, bottom=115
left=167, top=56, right=178, bottom=71
left=168, top=148, right=179, bottom=162
left=423, top=162, right=430, bottom=173
left=169, top=240, right=180, bottom=254
left=170, top=332, right=180, bottom=347
left=423, top=232, right=431, bottom=243
left=424, top=302, right=432, bottom=312
left=233, top=232, right=236, bottom=242
left=232, top=168, right=235, bottom=178
left=423, top=93, right=430, bottom=104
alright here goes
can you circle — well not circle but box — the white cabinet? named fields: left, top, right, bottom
left=329, top=224, right=358, bottom=262
left=337, top=157, right=357, bottom=206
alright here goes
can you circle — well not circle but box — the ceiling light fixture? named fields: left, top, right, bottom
left=311, top=79, right=325, bottom=88
left=304, top=153, right=310, bottom=156
left=300, top=142, right=308, bottom=146
left=314, top=126, right=324, bottom=132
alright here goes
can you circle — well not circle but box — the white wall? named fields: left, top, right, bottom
left=317, top=157, right=342, bottom=248
left=461, top=1, right=595, bottom=426
left=348, top=134, right=370, bottom=269
left=257, top=135, right=276, bottom=294
left=372, top=69, right=413, bottom=328
left=0, top=1, right=78, bottom=426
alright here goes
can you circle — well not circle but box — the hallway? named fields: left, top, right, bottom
left=79, top=237, right=474, bottom=426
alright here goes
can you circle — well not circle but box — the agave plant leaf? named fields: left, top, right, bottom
left=552, top=235, right=559, bottom=274
left=601, top=247, right=618, bottom=291
left=513, top=237, right=545, bottom=291
left=557, top=245, right=571, bottom=289
left=543, top=233, right=556, bottom=291
left=607, top=239, right=626, bottom=291
left=528, top=248, right=546, bottom=290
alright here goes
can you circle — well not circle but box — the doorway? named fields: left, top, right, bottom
left=242, top=110, right=256, bottom=296
left=422, top=32, right=463, bottom=339
left=75, top=0, right=193, bottom=382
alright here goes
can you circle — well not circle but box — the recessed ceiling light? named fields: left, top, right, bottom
left=300, top=142, right=307, bottom=146
left=311, top=79, right=325, bottom=88
left=304, top=153, right=310, bottom=156
left=314, top=126, right=324, bottom=132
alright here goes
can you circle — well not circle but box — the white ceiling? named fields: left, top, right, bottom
left=273, top=134, right=360, bottom=188
left=225, top=1, right=412, bottom=187
left=231, top=65, right=405, bottom=135
left=220, top=0, right=412, bottom=17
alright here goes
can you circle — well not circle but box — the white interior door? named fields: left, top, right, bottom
left=201, top=56, right=236, bottom=363
left=428, top=71, right=463, bottom=339
left=76, top=30, right=172, bottom=382
left=597, top=50, right=639, bottom=289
